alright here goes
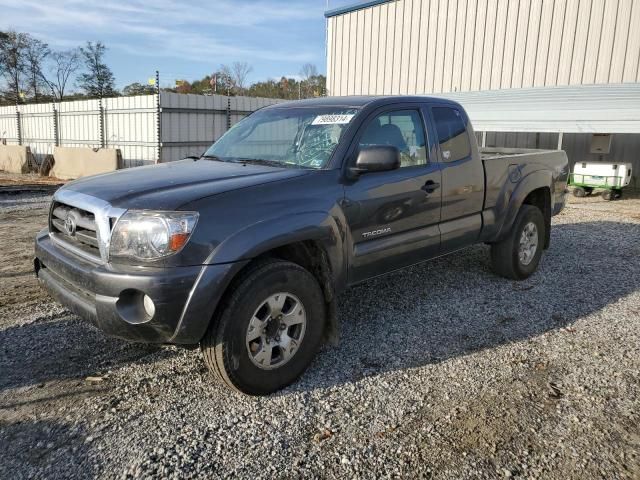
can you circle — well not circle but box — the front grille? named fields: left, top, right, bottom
left=49, top=201, right=101, bottom=259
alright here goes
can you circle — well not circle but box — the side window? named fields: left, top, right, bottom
left=358, top=110, right=427, bottom=167
left=432, top=107, right=471, bottom=162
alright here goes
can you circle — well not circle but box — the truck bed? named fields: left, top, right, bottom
left=480, top=147, right=567, bottom=211
left=480, top=146, right=560, bottom=161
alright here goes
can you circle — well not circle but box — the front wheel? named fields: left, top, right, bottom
left=201, top=259, right=325, bottom=395
left=490, top=205, right=545, bottom=280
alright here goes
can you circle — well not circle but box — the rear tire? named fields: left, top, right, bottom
left=491, top=205, right=545, bottom=280
left=602, top=190, right=613, bottom=201
left=573, top=187, right=586, bottom=197
left=201, top=259, right=325, bottom=395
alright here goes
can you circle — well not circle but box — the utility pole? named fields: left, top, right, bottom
left=15, top=80, right=22, bottom=146
left=155, top=70, right=161, bottom=164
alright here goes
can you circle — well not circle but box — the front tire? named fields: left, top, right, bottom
left=201, top=259, right=325, bottom=395
left=490, top=205, right=545, bottom=280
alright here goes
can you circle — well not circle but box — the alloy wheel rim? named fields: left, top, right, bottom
left=245, top=292, right=306, bottom=370
left=518, top=222, right=538, bottom=266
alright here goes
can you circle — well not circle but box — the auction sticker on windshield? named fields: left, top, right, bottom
left=311, top=114, right=355, bottom=125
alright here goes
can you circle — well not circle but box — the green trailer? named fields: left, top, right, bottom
left=569, top=173, right=626, bottom=200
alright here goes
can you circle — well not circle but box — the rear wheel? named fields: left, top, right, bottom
left=201, top=259, right=325, bottom=395
left=602, top=190, right=613, bottom=201
left=491, top=205, right=545, bottom=280
left=573, top=187, right=586, bottom=197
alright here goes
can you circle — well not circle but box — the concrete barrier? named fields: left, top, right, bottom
left=0, top=145, right=32, bottom=174
left=51, top=147, right=122, bottom=180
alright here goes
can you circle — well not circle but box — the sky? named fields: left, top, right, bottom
left=0, top=0, right=355, bottom=89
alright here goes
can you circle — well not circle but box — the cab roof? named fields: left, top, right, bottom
left=266, top=95, right=462, bottom=110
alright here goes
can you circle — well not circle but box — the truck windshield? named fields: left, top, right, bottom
left=203, top=106, right=360, bottom=169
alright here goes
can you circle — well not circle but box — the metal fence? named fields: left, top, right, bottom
left=0, top=92, right=282, bottom=168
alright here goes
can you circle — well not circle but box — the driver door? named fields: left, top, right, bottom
left=343, top=107, right=442, bottom=284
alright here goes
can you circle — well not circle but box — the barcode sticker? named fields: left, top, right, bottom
left=311, top=114, right=355, bottom=125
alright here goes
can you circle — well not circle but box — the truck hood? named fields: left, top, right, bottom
left=62, top=159, right=311, bottom=210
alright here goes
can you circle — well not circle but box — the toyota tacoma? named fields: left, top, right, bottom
left=35, top=96, right=569, bottom=395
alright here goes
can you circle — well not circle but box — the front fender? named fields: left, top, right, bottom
left=207, top=210, right=346, bottom=288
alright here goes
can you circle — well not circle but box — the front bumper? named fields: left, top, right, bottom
left=34, top=229, right=242, bottom=344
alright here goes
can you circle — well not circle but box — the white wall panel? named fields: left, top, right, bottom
left=327, top=0, right=640, bottom=96
left=470, top=0, right=487, bottom=91
left=408, top=0, right=423, bottom=93
left=423, top=0, right=439, bottom=93
left=0, top=93, right=282, bottom=168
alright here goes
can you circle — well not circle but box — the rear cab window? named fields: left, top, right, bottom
left=432, top=106, right=471, bottom=162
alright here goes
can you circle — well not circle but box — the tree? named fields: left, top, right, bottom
left=24, top=37, right=50, bottom=102
left=174, top=80, right=191, bottom=94
left=77, top=41, right=116, bottom=98
left=300, top=63, right=318, bottom=82
left=231, top=61, right=252, bottom=93
left=123, top=82, right=156, bottom=96
left=42, top=49, right=81, bottom=101
left=190, top=75, right=214, bottom=95
left=0, top=30, right=29, bottom=102
left=299, top=64, right=325, bottom=98
left=216, top=64, right=236, bottom=94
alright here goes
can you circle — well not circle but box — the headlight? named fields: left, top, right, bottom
left=109, top=210, right=199, bottom=261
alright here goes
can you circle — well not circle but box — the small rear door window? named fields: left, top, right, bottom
left=432, top=107, right=471, bottom=162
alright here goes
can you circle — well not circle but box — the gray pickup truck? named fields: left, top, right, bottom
left=35, top=96, right=568, bottom=394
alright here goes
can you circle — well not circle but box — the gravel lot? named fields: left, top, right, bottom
left=0, top=188, right=639, bottom=479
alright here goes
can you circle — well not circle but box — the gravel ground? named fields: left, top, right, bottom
left=0, top=189, right=639, bottom=479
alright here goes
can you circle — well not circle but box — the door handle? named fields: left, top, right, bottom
left=421, top=181, right=440, bottom=194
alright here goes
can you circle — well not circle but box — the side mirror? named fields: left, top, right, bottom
left=350, top=146, right=400, bottom=176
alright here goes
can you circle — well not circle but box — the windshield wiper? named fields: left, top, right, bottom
left=229, top=158, right=296, bottom=168
left=199, top=154, right=228, bottom=162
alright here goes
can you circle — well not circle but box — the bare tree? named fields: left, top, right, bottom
left=24, top=37, right=50, bottom=102
left=42, top=49, right=81, bottom=101
left=231, top=61, right=253, bottom=94
left=0, top=30, right=29, bottom=102
left=78, top=41, right=116, bottom=98
left=299, top=63, right=319, bottom=98
left=300, top=63, right=318, bottom=81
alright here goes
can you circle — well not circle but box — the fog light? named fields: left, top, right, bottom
left=143, top=294, right=156, bottom=318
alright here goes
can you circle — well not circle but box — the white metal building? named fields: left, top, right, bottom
left=325, top=0, right=640, bottom=186
left=326, top=0, right=640, bottom=96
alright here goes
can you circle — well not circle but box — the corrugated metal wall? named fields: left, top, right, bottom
left=327, top=0, right=640, bottom=96
left=160, top=93, right=281, bottom=162
left=0, top=93, right=281, bottom=168
left=0, top=97, right=157, bottom=167
left=440, top=83, right=640, bottom=133
left=479, top=131, right=640, bottom=189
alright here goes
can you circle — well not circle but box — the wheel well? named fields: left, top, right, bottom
left=226, top=241, right=338, bottom=343
left=522, top=187, right=551, bottom=249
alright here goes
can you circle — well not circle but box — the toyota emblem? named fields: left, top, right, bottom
left=64, top=215, right=77, bottom=236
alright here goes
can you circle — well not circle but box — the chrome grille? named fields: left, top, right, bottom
left=48, top=190, right=127, bottom=264
left=49, top=202, right=101, bottom=258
